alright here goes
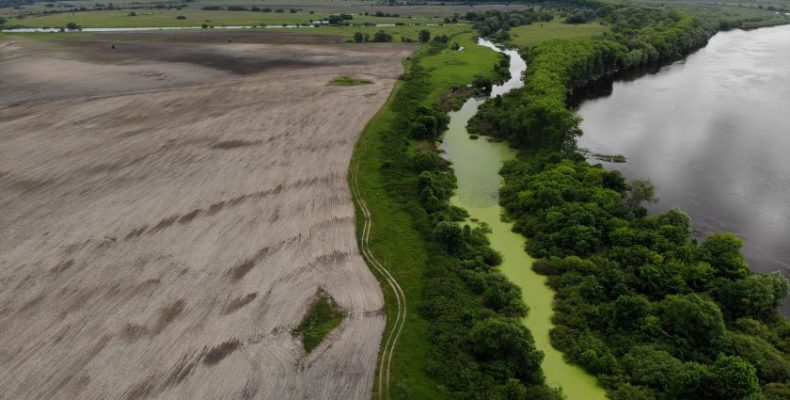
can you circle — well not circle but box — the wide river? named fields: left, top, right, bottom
left=576, top=24, right=790, bottom=312
left=441, top=39, right=607, bottom=399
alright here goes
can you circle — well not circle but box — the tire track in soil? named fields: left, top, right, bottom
left=350, top=161, right=406, bottom=400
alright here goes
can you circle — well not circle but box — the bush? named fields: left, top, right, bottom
left=372, top=30, right=393, bottom=43
left=419, top=29, right=430, bottom=43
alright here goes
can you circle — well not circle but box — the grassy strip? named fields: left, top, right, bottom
left=350, top=57, right=446, bottom=400
left=293, top=288, right=344, bottom=354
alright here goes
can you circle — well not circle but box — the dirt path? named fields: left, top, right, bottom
left=0, top=34, right=412, bottom=400
left=350, top=162, right=406, bottom=400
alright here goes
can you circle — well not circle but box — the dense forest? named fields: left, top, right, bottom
left=463, top=4, right=790, bottom=400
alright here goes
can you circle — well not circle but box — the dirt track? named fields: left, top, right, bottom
left=0, top=33, right=411, bottom=400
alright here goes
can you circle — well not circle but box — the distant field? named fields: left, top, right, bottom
left=2, top=9, right=440, bottom=28
left=508, top=20, right=609, bottom=48
left=2, top=0, right=534, bottom=19
left=291, top=23, right=473, bottom=42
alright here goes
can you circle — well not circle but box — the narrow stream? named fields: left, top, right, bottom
left=440, top=38, right=607, bottom=399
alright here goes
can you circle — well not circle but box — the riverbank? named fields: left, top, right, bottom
left=576, top=23, right=790, bottom=314
left=441, top=39, right=607, bottom=400
left=467, top=6, right=790, bottom=399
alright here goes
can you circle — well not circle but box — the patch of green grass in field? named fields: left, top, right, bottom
left=508, top=20, right=609, bottom=49
left=330, top=75, right=373, bottom=86
left=293, top=288, right=344, bottom=354
left=350, top=32, right=499, bottom=400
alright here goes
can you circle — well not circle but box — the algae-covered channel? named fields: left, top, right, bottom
left=440, top=38, right=606, bottom=399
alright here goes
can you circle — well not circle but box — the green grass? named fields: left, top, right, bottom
left=330, top=75, right=373, bottom=86
left=293, top=288, right=344, bottom=353
left=419, top=32, right=500, bottom=106
left=508, top=20, right=609, bottom=49
left=350, top=31, right=500, bottom=400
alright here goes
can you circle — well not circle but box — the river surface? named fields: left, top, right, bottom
left=440, top=38, right=607, bottom=399
left=576, top=24, right=790, bottom=312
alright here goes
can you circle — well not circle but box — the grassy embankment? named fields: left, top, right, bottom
left=350, top=31, right=500, bottom=400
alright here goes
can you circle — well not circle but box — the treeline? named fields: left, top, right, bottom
left=466, top=4, right=790, bottom=400
left=463, top=9, right=554, bottom=37
left=374, top=46, right=562, bottom=399
left=471, top=6, right=717, bottom=150
left=201, top=5, right=301, bottom=13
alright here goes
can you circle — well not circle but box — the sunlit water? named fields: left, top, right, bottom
left=576, top=24, right=790, bottom=313
left=440, top=38, right=607, bottom=399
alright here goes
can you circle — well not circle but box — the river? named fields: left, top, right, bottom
left=440, top=38, right=607, bottom=399
left=576, top=24, right=790, bottom=313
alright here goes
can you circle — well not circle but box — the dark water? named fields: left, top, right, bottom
left=576, top=24, right=790, bottom=311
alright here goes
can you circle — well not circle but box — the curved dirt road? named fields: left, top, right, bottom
left=350, top=162, right=406, bottom=400
left=0, top=33, right=411, bottom=400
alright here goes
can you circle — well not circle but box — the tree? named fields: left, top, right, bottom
left=609, top=383, right=656, bottom=400
left=611, top=294, right=651, bottom=331
left=715, top=273, right=789, bottom=320
left=482, top=273, right=527, bottom=317
left=0, top=17, right=6, bottom=25
left=637, top=261, right=688, bottom=299
left=666, top=361, right=713, bottom=400
left=353, top=32, right=364, bottom=43
left=468, top=317, right=544, bottom=383
left=327, top=15, right=346, bottom=25
left=418, top=29, right=430, bottom=43
left=434, top=222, right=463, bottom=254
left=66, top=22, right=80, bottom=30
left=372, top=30, right=393, bottom=42
left=656, top=294, right=725, bottom=358
left=710, top=355, right=760, bottom=399
left=763, top=382, right=790, bottom=400
left=622, top=346, right=682, bottom=390
left=726, top=331, right=790, bottom=382
left=625, top=179, right=658, bottom=216
left=700, top=233, right=750, bottom=280
left=433, top=34, right=449, bottom=44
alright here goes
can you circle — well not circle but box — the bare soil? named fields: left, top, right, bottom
left=0, top=32, right=412, bottom=400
